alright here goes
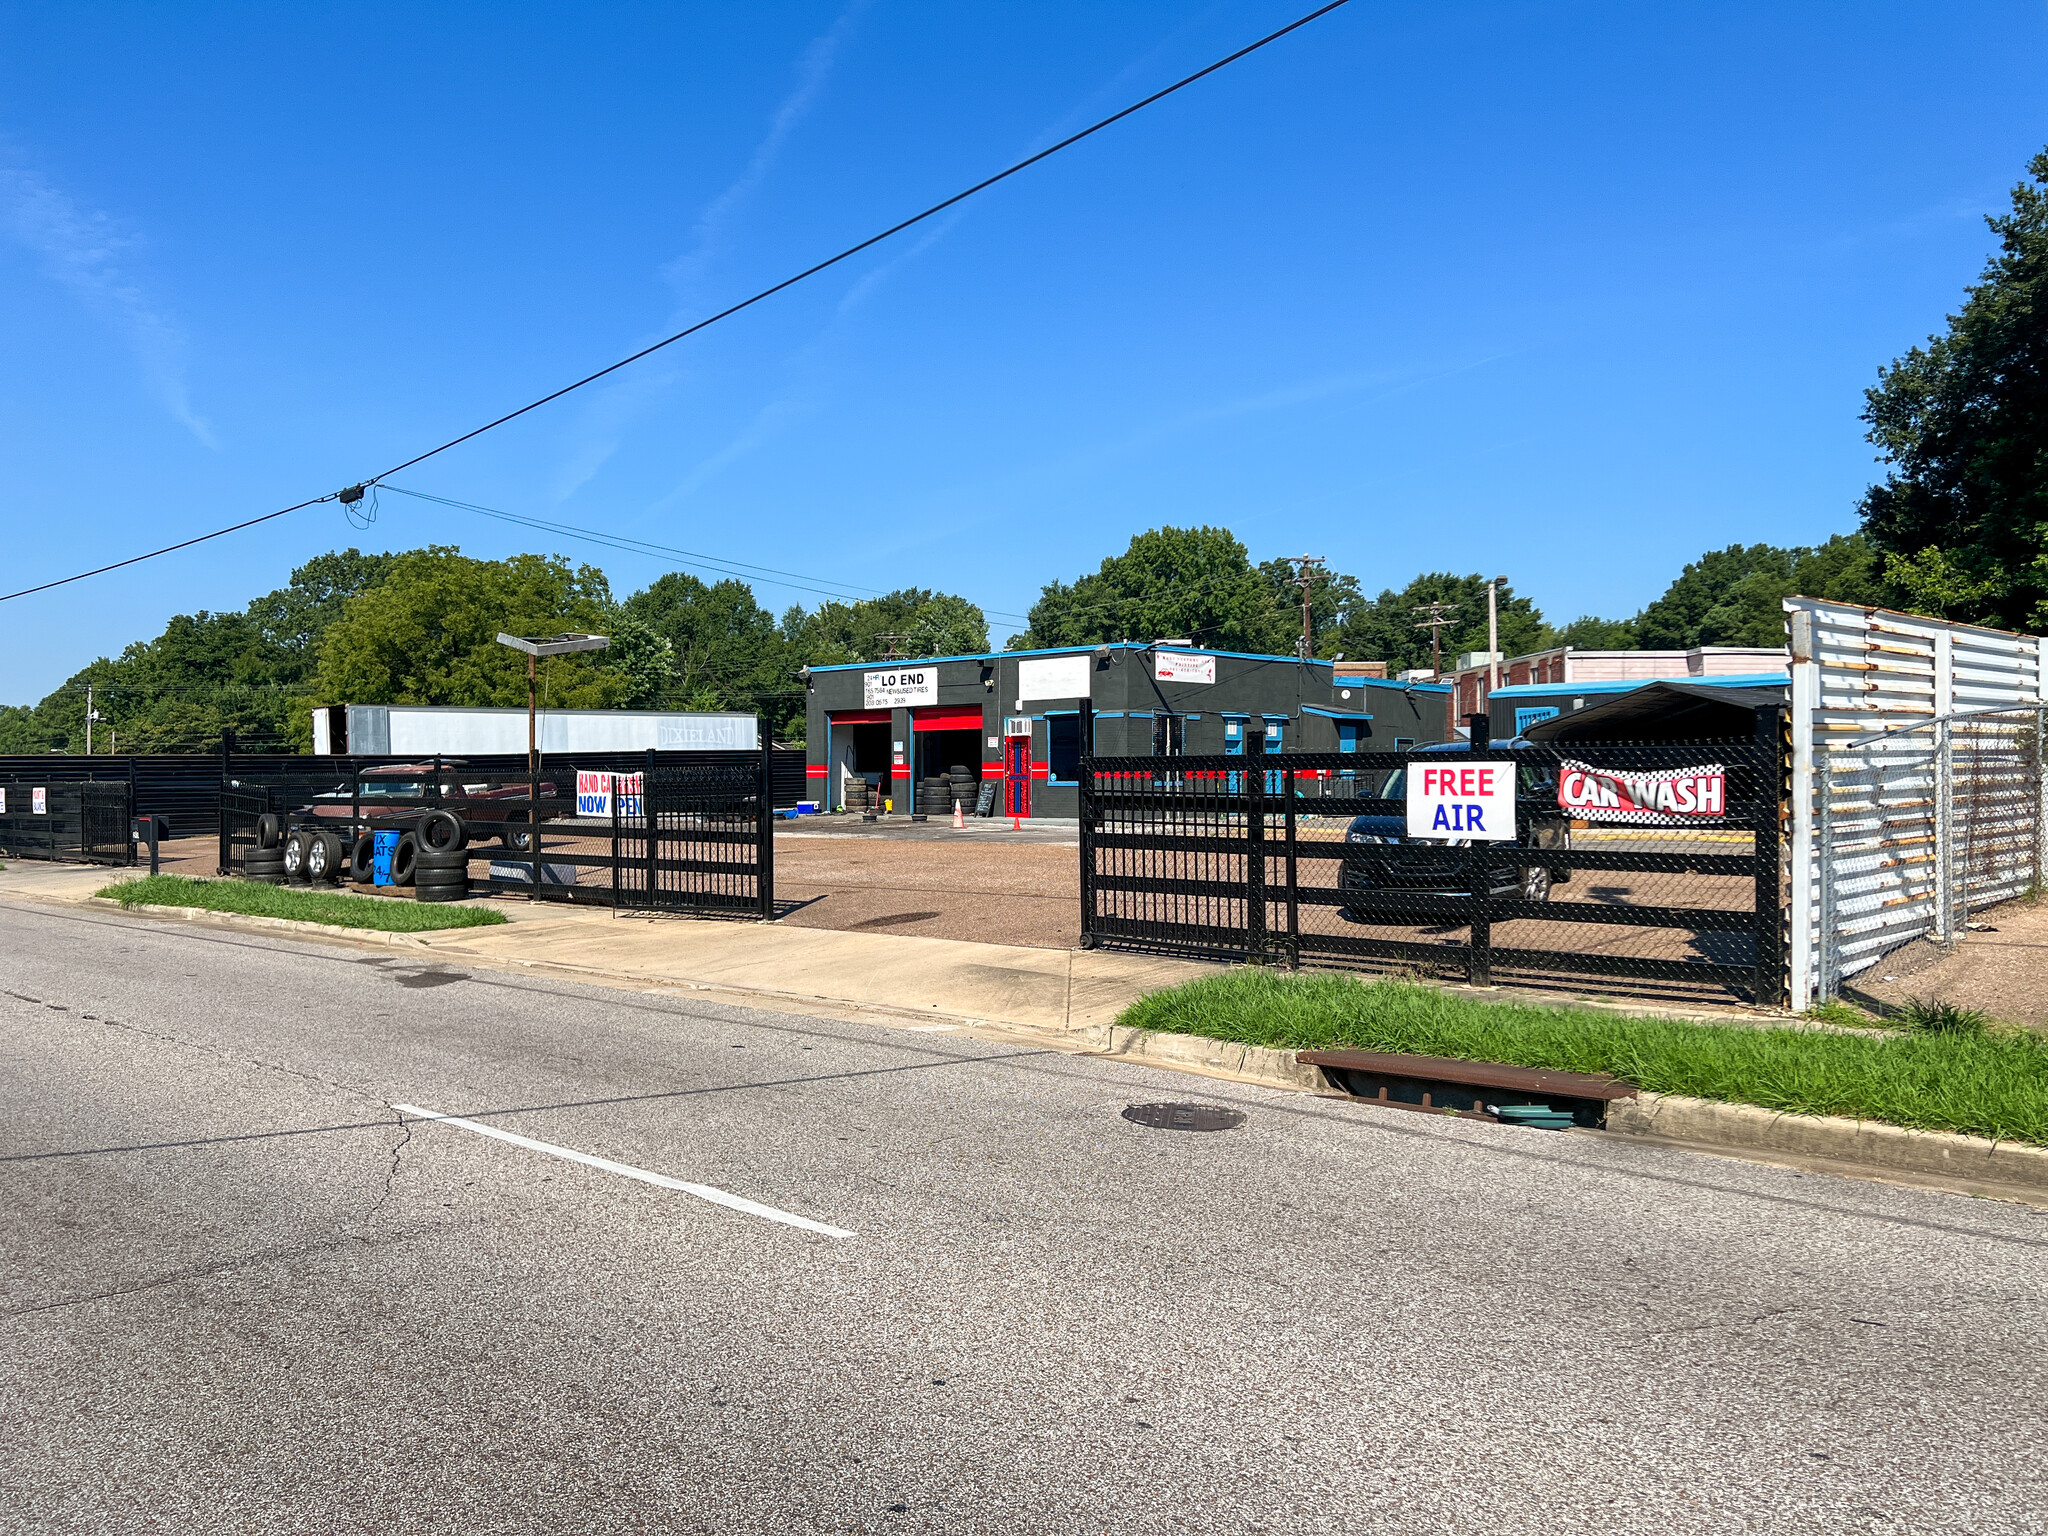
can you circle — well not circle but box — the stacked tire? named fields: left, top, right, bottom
left=243, top=813, right=286, bottom=884
left=916, top=776, right=953, bottom=818
left=947, top=764, right=979, bottom=811
left=413, top=809, right=470, bottom=903
left=350, top=831, right=377, bottom=887
left=842, top=778, right=872, bottom=813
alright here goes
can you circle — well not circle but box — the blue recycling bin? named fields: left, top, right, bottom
left=372, top=829, right=401, bottom=887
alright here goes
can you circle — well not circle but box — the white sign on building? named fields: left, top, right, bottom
left=1153, top=650, right=1216, bottom=685
left=863, top=668, right=938, bottom=709
left=1017, top=654, right=1092, bottom=702
left=1406, top=760, right=1516, bottom=840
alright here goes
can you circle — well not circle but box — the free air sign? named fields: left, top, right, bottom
left=863, top=668, right=937, bottom=709
left=1406, top=761, right=1516, bottom=840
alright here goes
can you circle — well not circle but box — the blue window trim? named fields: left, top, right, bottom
left=1300, top=705, right=1374, bottom=719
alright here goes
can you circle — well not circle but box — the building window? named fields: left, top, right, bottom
left=1047, top=714, right=1081, bottom=783
left=1152, top=714, right=1184, bottom=756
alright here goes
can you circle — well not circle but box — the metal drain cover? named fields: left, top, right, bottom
left=1122, top=1102, right=1246, bottom=1132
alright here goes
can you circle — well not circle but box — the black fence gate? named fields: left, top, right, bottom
left=1079, top=709, right=1787, bottom=1004
left=0, top=778, right=135, bottom=866
left=214, top=742, right=776, bottom=918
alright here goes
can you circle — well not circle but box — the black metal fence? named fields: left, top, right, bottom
left=1079, top=710, right=1788, bottom=1004
left=0, top=778, right=135, bottom=866
left=215, top=745, right=776, bottom=919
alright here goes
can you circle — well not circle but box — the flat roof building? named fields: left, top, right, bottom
left=802, top=644, right=1453, bottom=818
left=1436, top=646, right=1790, bottom=738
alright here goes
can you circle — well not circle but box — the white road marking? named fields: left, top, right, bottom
left=390, top=1103, right=854, bottom=1238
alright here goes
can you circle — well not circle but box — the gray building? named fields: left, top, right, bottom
left=803, top=643, right=1452, bottom=817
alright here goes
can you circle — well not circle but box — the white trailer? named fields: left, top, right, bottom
left=314, top=705, right=758, bottom=756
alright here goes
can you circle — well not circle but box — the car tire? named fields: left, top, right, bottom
left=391, top=833, right=418, bottom=887
left=419, top=809, right=467, bottom=853
left=243, top=855, right=285, bottom=879
left=283, top=830, right=312, bottom=882
left=415, top=845, right=467, bottom=868
left=415, top=883, right=468, bottom=903
left=255, top=813, right=283, bottom=850
left=351, top=832, right=376, bottom=881
left=1521, top=867, right=1553, bottom=902
left=305, top=831, right=343, bottom=882
left=502, top=817, right=535, bottom=852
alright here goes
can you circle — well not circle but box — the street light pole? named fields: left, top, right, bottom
left=497, top=631, right=611, bottom=779
left=527, top=653, right=538, bottom=776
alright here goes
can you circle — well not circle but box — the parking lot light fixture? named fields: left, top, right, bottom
left=495, top=632, right=610, bottom=773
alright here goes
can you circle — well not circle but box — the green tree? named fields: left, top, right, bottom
left=1634, top=536, right=1881, bottom=648
left=313, top=548, right=625, bottom=709
left=788, top=588, right=989, bottom=665
left=1331, top=573, right=1551, bottom=675
left=1551, top=615, right=1637, bottom=650
left=600, top=612, right=678, bottom=710
left=1011, top=526, right=1302, bottom=653
left=1859, top=148, right=2048, bottom=630
left=622, top=572, right=789, bottom=725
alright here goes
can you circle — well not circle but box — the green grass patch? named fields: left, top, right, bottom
left=98, top=874, right=508, bottom=933
left=1118, top=968, right=2048, bottom=1146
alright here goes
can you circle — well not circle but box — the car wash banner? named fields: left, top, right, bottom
left=576, top=771, right=644, bottom=819
left=1557, top=760, right=1725, bottom=826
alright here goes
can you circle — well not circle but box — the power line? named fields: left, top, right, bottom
left=0, top=0, right=1354, bottom=608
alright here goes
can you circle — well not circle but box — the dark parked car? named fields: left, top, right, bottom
left=1339, top=739, right=1571, bottom=911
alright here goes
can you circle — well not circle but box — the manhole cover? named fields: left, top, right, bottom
left=1121, top=1102, right=1246, bottom=1132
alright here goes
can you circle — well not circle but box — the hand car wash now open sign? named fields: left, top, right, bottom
left=1406, top=762, right=1517, bottom=840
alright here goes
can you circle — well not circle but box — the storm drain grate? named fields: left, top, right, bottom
left=1121, top=1102, right=1246, bottom=1132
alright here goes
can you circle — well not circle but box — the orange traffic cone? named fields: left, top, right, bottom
left=953, top=799, right=965, bottom=829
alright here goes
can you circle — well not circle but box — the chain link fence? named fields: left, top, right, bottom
left=1815, top=707, right=2047, bottom=1000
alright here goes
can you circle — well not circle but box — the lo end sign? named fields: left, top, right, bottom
left=1407, top=762, right=1516, bottom=840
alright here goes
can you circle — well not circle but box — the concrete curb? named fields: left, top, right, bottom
left=1072, top=1024, right=1328, bottom=1092
left=1607, top=1093, right=2048, bottom=1195
left=84, top=896, right=445, bottom=949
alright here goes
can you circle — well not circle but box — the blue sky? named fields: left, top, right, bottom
left=3, top=2, right=2046, bottom=702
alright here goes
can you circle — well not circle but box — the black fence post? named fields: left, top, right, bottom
left=643, top=747, right=658, bottom=905
left=529, top=754, right=542, bottom=899
left=1078, top=699, right=1097, bottom=949
left=1754, top=703, right=1786, bottom=1007
left=1246, top=740, right=1267, bottom=962
left=1283, top=764, right=1300, bottom=967
left=610, top=769, right=621, bottom=911
left=145, top=810, right=159, bottom=876
left=1468, top=713, right=1492, bottom=986
left=350, top=760, right=361, bottom=850
left=757, top=725, right=775, bottom=921
left=217, top=727, right=234, bottom=875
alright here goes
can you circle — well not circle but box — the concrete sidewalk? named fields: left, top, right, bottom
left=0, top=860, right=1214, bottom=1035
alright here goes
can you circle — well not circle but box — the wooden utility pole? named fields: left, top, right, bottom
left=1288, top=556, right=1325, bottom=659
left=1412, top=601, right=1458, bottom=680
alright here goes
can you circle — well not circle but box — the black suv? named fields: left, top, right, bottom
left=1339, top=739, right=1572, bottom=911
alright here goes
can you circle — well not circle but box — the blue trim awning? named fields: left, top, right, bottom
left=1301, top=705, right=1373, bottom=719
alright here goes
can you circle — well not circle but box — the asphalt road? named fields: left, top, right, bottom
left=2, top=900, right=2043, bottom=1534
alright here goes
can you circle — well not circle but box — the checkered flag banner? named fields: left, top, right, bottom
left=1557, top=759, right=1726, bottom=827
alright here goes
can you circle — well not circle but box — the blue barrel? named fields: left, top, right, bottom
left=372, top=829, right=401, bottom=887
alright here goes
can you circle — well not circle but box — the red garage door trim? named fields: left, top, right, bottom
left=911, top=707, right=986, bottom=732
left=829, top=710, right=893, bottom=726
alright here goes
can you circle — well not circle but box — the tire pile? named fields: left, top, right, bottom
left=917, top=767, right=979, bottom=817
left=842, top=777, right=872, bottom=813
left=242, top=808, right=470, bottom=902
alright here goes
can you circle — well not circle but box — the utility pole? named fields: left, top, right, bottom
left=85, top=684, right=93, bottom=755
left=1486, top=576, right=1507, bottom=693
left=1412, top=601, right=1458, bottom=680
left=1287, top=555, right=1325, bottom=659
left=876, top=632, right=912, bottom=663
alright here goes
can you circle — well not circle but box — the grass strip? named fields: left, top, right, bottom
left=98, top=874, right=508, bottom=933
left=1118, top=968, right=2048, bottom=1147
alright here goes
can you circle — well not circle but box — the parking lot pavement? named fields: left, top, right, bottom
left=4, top=899, right=2045, bottom=1535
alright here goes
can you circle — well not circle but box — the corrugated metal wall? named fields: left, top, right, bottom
left=1786, top=597, right=2048, bottom=1008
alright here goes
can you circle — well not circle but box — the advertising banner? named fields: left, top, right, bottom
left=1406, top=761, right=1516, bottom=840
left=575, top=771, right=644, bottom=818
left=1153, top=650, right=1216, bottom=685
left=1557, top=760, right=1725, bottom=826
left=31, top=787, right=46, bottom=815
left=863, top=667, right=938, bottom=709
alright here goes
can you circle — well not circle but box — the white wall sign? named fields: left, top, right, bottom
left=864, top=668, right=937, bottom=709
left=32, top=786, right=47, bottom=815
left=0, top=787, right=6, bottom=812
left=1017, top=654, right=1091, bottom=701
left=1406, top=760, right=1516, bottom=840
left=1153, top=650, right=1216, bottom=685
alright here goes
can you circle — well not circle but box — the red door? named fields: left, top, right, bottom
left=1006, top=737, right=1031, bottom=816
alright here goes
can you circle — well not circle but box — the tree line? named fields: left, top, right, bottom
left=9, top=143, right=2047, bottom=755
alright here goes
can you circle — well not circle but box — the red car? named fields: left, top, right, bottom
left=296, top=762, right=560, bottom=849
